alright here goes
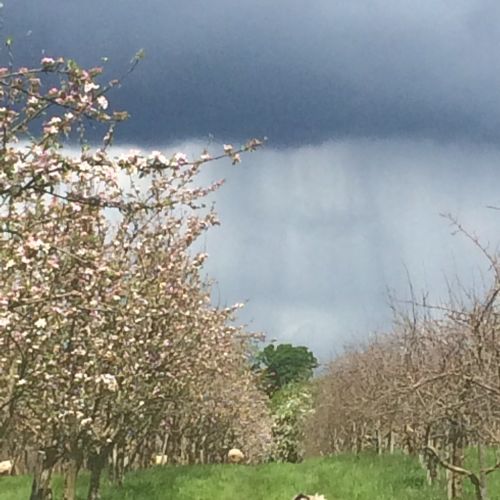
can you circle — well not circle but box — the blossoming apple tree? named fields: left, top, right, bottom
left=0, top=55, right=267, bottom=500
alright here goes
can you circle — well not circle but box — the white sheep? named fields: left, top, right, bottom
left=293, top=494, right=327, bottom=500
left=0, top=459, right=13, bottom=476
left=153, top=454, right=168, bottom=466
left=227, top=448, right=244, bottom=464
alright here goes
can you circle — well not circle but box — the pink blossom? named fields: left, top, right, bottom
left=151, top=150, right=167, bottom=164
left=41, top=57, right=55, bottom=66
left=96, top=95, right=108, bottom=109
left=173, top=152, right=188, bottom=165
left=84, top=82, right=100, bottom=93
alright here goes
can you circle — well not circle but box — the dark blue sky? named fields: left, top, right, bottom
left=4, top=0, right=500, bottom=146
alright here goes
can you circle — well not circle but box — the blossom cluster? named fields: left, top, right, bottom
left=0, top=57, right=267, bottom=498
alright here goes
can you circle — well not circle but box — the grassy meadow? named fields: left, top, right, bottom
left=0, top=453, right=453, bottom=500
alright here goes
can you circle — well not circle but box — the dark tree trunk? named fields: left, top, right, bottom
left=87, top=446, right=111, bottom=500
left=30, top=448, right=59, bottom=500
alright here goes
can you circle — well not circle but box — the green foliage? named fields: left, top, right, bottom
left=254, top=343, right=318, bottom=397
left=0, top=454, right=447, bottom=499
left=251, top=343, right=319, bottom=463
left=268, top=383, right=314, bottom=463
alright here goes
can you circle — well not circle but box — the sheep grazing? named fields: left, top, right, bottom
left=0, top=459, right=13, bottom=476
left=293, top=494, right=327, bottom=500
left=227, top=448, right=245, bottom=464
left=153, top=454, right=168, bottom=466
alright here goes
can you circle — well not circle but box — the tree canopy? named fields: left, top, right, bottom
left=0, top=53, right=267, bottom=500
left=254, top=343, right=318, bottom=396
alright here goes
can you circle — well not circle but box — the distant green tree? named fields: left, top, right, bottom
left=253, top=343, right=318, bottom=397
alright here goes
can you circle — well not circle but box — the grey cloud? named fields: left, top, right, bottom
left=183, top=138, right=500, bottom=359
left=15, top=136, right=500, bottom=360
left=3, top=1, right=500, bottom=145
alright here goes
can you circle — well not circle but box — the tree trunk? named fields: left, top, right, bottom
left=31, top=468, right=53, bottom=500
left=374, top=421, right=382, bottom=455
left=180, top=435, right=188, bottom=464
left=403, top=425, right=416, bottom=456
left=63, top=449, right=83, bottom=500
left=387, top=430, right=395, bottom=454
left=110, top=445, right=125, bottom=487
left=467, top=471, right=489, bottom=500
left=351, top=422, right=357, bottom=454
left=87, top=447, right=111, bottom=500
left=199, top=434, right=206, bottom=464
left=63, top=462, right=78, bottom=500
left=87, top=462, right=103, bottom=500
left=475, top=443, right=489, bottom=500
left=477, top=484, right=489, bottom=500
left=422, top=426, right=438, bottom=486
left=472, top=479, right=489, bottom=500
left=30, top=448, right=59, bottom=500
left=161, top=432, right=169, bottom=460
left=424, top=440, right=438, bottom=487
left=446, top=429, right=464, bottom=499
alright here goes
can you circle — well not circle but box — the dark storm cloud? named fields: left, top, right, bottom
left=3, top=0, right=500, bottom=145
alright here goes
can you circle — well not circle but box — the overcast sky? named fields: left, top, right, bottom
left=4, top=1, right=500, bottom=359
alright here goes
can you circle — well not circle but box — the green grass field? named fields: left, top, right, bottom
left=0, top=453, right=462, bottom=500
